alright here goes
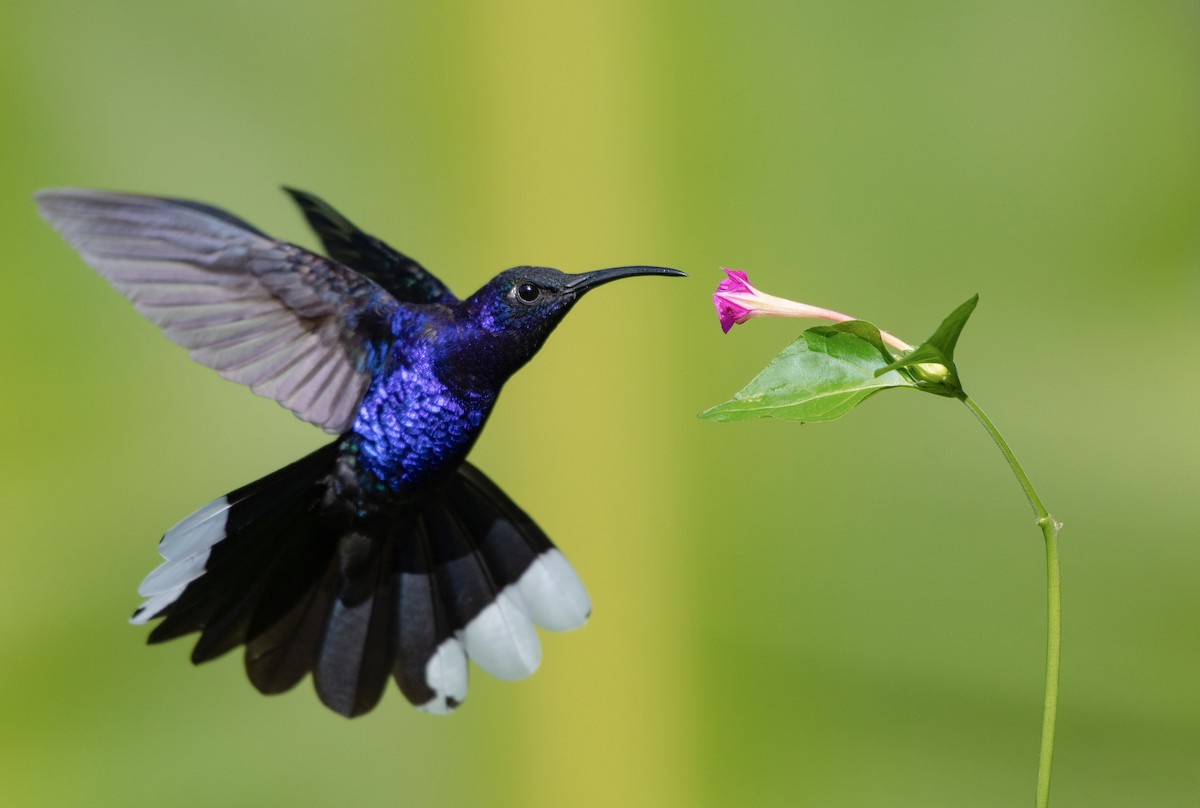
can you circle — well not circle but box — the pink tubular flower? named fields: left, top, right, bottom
left=712, top=270, right=757, bottom=332
left=712, top=268, right=913, bottom=352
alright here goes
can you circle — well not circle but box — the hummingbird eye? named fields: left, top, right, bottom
left=515, top=282, right=540, bottom=303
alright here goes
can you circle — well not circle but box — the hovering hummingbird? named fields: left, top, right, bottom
left=35, top=188, right=685, bottom=717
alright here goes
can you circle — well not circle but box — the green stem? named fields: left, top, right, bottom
left=962, top=395, right=1061, bottom=808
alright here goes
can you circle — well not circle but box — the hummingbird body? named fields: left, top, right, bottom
left=36, top=187, right=683, bottom=717
left=351, top=318, right=496, bottom=490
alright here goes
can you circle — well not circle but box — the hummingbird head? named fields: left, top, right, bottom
left=453, top=264, right=685, bottom=388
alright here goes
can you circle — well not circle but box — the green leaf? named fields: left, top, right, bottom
left=876, top=294, right=978, bottom=398
left=826, top=318, right=896, bottom=363
left=699, top=321, right=917, bottom=423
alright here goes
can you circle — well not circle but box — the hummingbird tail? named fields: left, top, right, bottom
left=130, top=445, right=591, bottom=717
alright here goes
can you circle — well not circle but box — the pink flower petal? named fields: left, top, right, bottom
left=713, top=269, right=759, bottom=333
left=714, top=293, right=753, bottom=333
left=717, top=268, right=754, bottom=295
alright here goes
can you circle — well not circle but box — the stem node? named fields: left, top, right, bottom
left=1038, top=515, right=1063, bottom=536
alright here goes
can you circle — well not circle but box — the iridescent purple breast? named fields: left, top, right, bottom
left=350, top=342, right=496, bottom=490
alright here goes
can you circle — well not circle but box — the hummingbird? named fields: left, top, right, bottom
left=35, top=187, right=685, bottom=718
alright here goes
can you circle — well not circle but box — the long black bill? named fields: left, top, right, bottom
left=563, top=265, right=686, bottom=294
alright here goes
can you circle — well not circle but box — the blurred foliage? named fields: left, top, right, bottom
left=2, top=1, right=1199, bottom=806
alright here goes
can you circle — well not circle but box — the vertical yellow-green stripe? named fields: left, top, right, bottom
left=465, top=3, right=696, bottom=806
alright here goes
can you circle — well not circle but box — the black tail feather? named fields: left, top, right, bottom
left=444, top=465, right=552, bottom=583
left=426, top=496, right=502, bottom=635
left=391, top=513, right=460, bottom=710
left=146, top=481, right=320, bottom=648
left=188, top=512, right=325, bottom=664
left=312, top=533, right=396, bottom=717
left=245, top=563, right=337, bottom=695
left=132, top=449, right=590, bottom=717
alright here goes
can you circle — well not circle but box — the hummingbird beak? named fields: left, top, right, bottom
left=562, top=265, right=687, bottom=294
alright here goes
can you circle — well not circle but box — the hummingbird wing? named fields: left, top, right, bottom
left=35, top=188, right=398, bottom=434
left=283, top=187, right=457, bottom=305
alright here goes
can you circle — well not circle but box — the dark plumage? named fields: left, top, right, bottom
left=35, top=188, right=684, bottom=717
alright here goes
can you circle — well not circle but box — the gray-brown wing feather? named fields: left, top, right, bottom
left=35, top=189, right=397, bottom=433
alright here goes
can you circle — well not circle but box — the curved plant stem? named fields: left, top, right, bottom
left=962, top=395, right=1061, bottom=808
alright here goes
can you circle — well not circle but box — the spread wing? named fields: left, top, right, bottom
left=35, top=188, right=399, bottom=434
left=284, top=188, right=457, bottom=305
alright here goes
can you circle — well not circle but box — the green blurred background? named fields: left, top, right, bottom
left=3, top=1, right=1198, bottom=805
